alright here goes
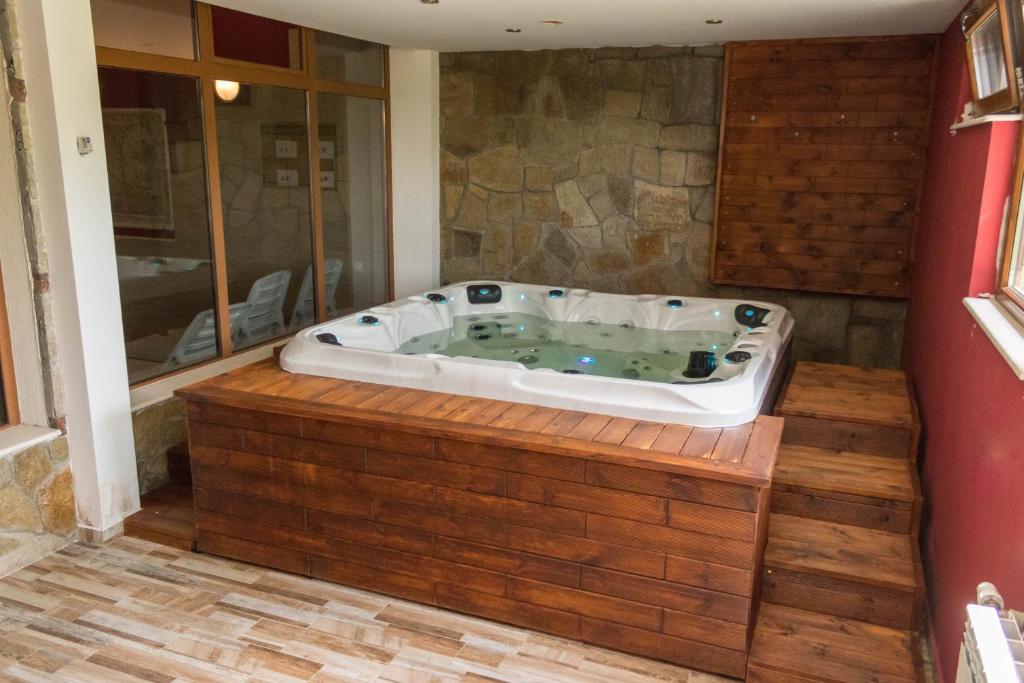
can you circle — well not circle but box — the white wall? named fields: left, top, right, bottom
left=20, top=0, right=140, bottom=533
left=389, top=49, right=441, bottom=298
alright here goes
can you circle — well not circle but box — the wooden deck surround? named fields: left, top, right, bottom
left=176, top=359, right=784, bottom=678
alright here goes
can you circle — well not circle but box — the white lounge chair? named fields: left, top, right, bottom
left=290, top=258, right=344, bottom=330
left=163, top=303, right=249, bottom=370
left=236, top=269, right=292, bottom=346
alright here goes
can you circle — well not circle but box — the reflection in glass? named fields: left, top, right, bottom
left=90, top=0, right=196, bottom=60
left=216, top=84, right=314, bottom=348
left=971, top=11, right=1009, bottom=99
left=314, top=31, right=384, bottom=86
left=211, top=6, right=302, bottom=69
left=98, top=67, right=218, bottom=384
left=317, top=93, right=389, bottom=319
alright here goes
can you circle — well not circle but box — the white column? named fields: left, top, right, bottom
left=19, top=0, right=139, bottom=533
left=389, top=49, right=441, bottom=298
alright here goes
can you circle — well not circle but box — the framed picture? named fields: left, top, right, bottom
left=102, top=108, right=175, bottom=238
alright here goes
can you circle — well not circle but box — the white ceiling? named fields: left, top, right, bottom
left=211, top=0, right=964, bottom=52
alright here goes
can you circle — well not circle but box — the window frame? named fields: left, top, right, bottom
left=998, top=122, right=1024, bottom=325
left=962, top=0, right=1022, bottom=116
left=0, top=263, right=20, bottom=427
left=94, top=0, right=393, bottom=388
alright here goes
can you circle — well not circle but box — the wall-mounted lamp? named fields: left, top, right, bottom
left=214, top=80, right=241, bottom=103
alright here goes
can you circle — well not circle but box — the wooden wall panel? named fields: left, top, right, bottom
left=712, top=36, right=938, bottom=297
left=178, top=362, right=784, bottom=678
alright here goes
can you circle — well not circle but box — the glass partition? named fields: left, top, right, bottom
left=91, top=0, right=196, bottom=59
left=317, top=93, right=389, bottom=317
left=216, top=84, right=314, bottom=348
left=211, top=6, right=302, bottom=69
left=98, top=67, right=218, bottom=383
left=314, top=31, right=384, bottom=86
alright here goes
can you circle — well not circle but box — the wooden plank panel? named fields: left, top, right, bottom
left=713, top=37, right=934, bottom=296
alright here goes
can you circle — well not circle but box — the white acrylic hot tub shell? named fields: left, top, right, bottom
left=280, top=282, right=794, bottom=427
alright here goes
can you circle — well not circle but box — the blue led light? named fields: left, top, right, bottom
left=518, top=325, right=526, bottom=332
left=713, top=310, right=721, bottom=317
left=519, top=293, right=527, bottom=300
left=480, top=288, right=491, bottom=295
left=712, top=344, right=719, bottom=351
left=576, top=355, right=596, bottom=366
left=745, top=309, right=755, bottom=317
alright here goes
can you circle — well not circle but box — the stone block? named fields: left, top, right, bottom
left=670, top=56, right=722, bottom=125
left=442, top=116, right=491, bottom=157
left=595, top=117, right=660, bottom=147
left=455, top=188, right=488, bottom=230
left=515, top=118, right=585, bottom=166
left=14, top=447, right=50, bottom=492
left=576, top=174, right=608, bottom=199
left=39, top=468, right=75, bottom=536
left=634, top=180, right=690, bottom=226
left=468, top=144, right=524, bottom=192
left=443, top=184, right=464, bottom=221
left=525, top=167, right=555, bottom=191
left=786, top=294, right=852, bottom=351
left=659, top=124, right=719, bottom=152
left=660, top=150, right=688, bottom=186
left=524, top=192, right=558, bottom=222
left=685, top=153, right=717, bottom=186
left=0, top=482, right=39, bottom=531
left=452, top=229, right=483, bottom=258
left=441, top=150, right=467, bottom=184
left=579, top=143, right=632, bottom=176
left=514, top=222, right=542, bottom=254
left=585, top=249, right=632, bottom=274
left=589, top=190, right=618, bottom=221
left=488, top=192, right=523, bottom=224
left=629, top=231, right=670, bottom=266
left=607, top=176, right=634, bottom=214
left=511, top=250, right=570, bottom=285
left=605, top=90, right=643, bottom=117
left=632, top=147, right=660, bottom=183
left=481, top=225, right=513, bottom=276
left=440, top=71, right=474, bottom=117
left=555, top=180, right=598, bottom=227
left=640, top=87, right=671, bottom=123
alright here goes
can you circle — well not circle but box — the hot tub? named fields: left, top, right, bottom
left=280, top=281, right=794, bottom=427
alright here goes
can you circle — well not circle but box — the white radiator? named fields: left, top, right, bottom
left=957, top=583, right=1023, bottom=683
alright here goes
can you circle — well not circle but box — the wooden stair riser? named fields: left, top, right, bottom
left=771, top=487, right=915, bottom=534
left=762, top=566, right=918, bottom=630
left=782, top=415, right=914, bottom=460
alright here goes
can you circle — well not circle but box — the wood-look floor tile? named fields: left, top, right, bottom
left=0, top=538, right=725, bottom=683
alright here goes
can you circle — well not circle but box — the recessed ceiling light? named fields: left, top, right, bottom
left=506, top=28, right=522, bottom=33
left=420, top=0, right=439, bottom=4
left=541, top=19, right=563, bottom=25
left=705, top=18, right=723, bottom=24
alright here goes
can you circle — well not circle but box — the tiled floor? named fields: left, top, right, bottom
left=0, top=537, right=733, bottom=682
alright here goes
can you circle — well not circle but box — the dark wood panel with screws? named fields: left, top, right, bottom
left=712, top=36, right=938, bottom=297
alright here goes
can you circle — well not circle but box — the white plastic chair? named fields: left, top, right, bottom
left=289, top=258, right=344, bottom=330
left=163, top=303, right=249, bottom=370
left=236, top=269, right=292, bottom=346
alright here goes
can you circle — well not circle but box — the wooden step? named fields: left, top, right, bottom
left=777, top=363, right=919, bottom=460
left=747, top=603, right=918, bottom=682
left=772, top=444, right=919, bottom=533
left=763, top=515, right=920, bottom=629
left=124, top=483, right=195, bottom=552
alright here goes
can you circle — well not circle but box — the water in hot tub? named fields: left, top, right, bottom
left=395, top=313, right=737, bottom=383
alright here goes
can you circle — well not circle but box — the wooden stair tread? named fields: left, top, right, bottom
left=774, top=444, right=915, bottom=503
left=779, top=362, right=914, bottom=429
left=748, top=603, right=916, bottom=682
left=124, top=484, right=196, bottom=549
left=765, top=515, right=917, bottom=592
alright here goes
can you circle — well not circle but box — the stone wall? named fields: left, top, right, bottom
left=132, top=398, right=188, bottom=496
left=439, top=47, right=906, bottom=368
left=0, top=437, right=75, bottom=575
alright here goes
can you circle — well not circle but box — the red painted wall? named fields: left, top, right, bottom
left=905, top=18, right=1024, bottom=683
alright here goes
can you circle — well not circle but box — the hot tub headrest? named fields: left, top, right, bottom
left=468, top=284, right=502, bottom=304
left=735, top=304, right=771, bottom=328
